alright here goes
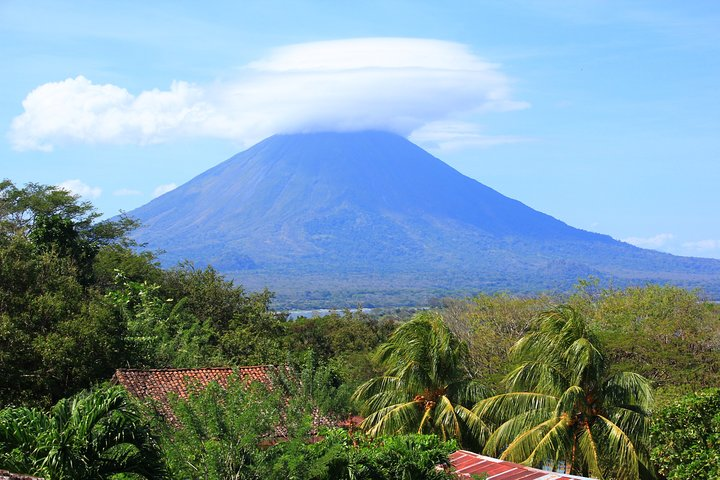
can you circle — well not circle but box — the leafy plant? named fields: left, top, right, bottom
left=353, top=312, right=491, bottom=448
left=266, top=428, right=458, bottom=480
left=474, top=305, right=654, bottom=479
left=651, top=388, right=720, bottom=480
left=0, top=385, right=166, bottom=479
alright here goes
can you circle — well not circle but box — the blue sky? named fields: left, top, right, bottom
left=2, top=0, right=719, bottom=258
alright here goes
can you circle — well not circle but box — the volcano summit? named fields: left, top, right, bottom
left=129, top=131, right=720, bottom=307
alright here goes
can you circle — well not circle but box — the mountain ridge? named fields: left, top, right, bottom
left=129, top=131, right=720, bottom=307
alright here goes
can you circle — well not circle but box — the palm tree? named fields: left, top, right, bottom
left=0, top=385, right=167, bottom=479
left=352, top=312, right=491, bottom=448
left=473, top=305, right=653, bottom=479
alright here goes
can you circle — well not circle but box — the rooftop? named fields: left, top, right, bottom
left=112, top=366, right=361, bottom=434
left=449, top=450, right=595, bottom=480
left=0, top=471, right=44, bottom=480
left=112, top=366, right=277, bottom=420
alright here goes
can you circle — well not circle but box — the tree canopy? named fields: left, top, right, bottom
left=474, top=305, right=654, bottom=479
left=0, top=385, right=166, bottom=479
left=353, top=312, right=490, bottom=448
left=650, top=388, right=720, bottom=480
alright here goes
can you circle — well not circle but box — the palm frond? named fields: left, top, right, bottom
left=482, top=408, right=553, bottom=457
left=446, top=379, right=492, bottom=407
left=495, top=417, right=558, bottom=463
left=473, top=392, right=556, bottom=424
left=525, top=416, right=573, bottom=468
left=505, top=361, right=568, bottom=397
left=554, top=385, right=586, bottom=418
left=576, top=423, right=601, bottom=477
left=352, top=376, right=403, bottom=404
left=603, top=371, right=654, bottom=413
left=453, top=403, right=492, bottom=448
left=564, top=336, right=605, bottom=386
left=604, top=405, right=650, bottom=449
left=433, top=395, right=460, bottom=441
left=362, top=400, right=423, bottom=437
left=595, top=414, right=640, bottom=480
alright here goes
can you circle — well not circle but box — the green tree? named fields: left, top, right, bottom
left=267, top=428, right=458, bottom=480
left=0, top=180, right=147, bottom=405
left=0, top=385, right=166, bottom=479
left=0, top=234, right=125, bottom=405
left=650, top=388, right=720, bottom=480
left=474, top=305, right=654, bottom=479
left=160, top=263, right=288, bottom=365
left=570, top=283, right=720, bottom=401
left=1, top=179, right=138, bottom=286
left=353, top=312, right=490, bottom=448
left=442, top=293, right=553, bottom=387
left=161, top=377, right=284, bottom=480
left=106, top=271, right=221, bottom=368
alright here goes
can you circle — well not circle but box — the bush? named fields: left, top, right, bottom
left=650, top=388, right=720, bottom=479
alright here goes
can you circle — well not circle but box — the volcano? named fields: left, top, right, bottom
left=129, top=131, right=720, bottom=307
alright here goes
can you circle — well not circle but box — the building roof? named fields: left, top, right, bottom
left=113, top=366, right=274, bottom=400
left=0, top=471, right=44, bottom=480
left=111, top=366, right=362, bottom=434
left=449, top=450, right=595, bottom=480
left=112, top=366, right=277, bottom=420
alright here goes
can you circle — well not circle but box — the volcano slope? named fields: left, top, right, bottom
left=129, top=131, right=720, bottom=307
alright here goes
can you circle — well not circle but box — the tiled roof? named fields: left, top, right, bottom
left=111, top=366, right=362, bottom=435
left=449, top=450, right=595, bottom=480
left=112, top=366, right=277, bottom=420
left=0, top=471, right=44, bottom=480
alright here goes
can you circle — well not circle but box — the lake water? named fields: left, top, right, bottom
left=284, top=307, right=375, bottom=320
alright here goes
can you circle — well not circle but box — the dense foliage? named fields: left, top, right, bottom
left=0, top=180, right=393, bottom=408
left=474, top=306, right=654, bottom=479
left=572, top=282, right=720, bottom=403
left=161, top=373, right=457, bottom=480
left=2, top=180, right=720, bottom=478
left=0, top=385, right=166, bottom=479
left=443, top=283, right=720, bottom=405
left=353, top=312, right=490, bottom=449
left=650, top=388, right=720, bottom=480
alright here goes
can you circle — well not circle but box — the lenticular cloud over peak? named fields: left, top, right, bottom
left=250, top=38, right=494, bottom=72
left=10, top=38, right=528, bottom=151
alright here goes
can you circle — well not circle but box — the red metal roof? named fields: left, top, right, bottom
left=449, top=450, right=595, bottom=480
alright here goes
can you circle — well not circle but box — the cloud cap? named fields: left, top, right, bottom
left=10, top=38, right=528, bottom=151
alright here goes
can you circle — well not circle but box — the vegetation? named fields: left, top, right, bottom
left=161, top=373, right=457, bottom=480
left=161, top=376, right=286, bottom=479
left=570, top=282, right=720, bottom=404
left=2, top=180, right=720, bottom=478
left=0, top=180, right=394, bottom=410
left=650, top=388, right=720, bottom=480
left=0, top=385, right=166, bottom=479
left=353, top=312, right=490, bottom=449
left=474, top=306, right=654, bottom=479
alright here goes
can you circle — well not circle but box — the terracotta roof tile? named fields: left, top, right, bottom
left=111, top=366, right=361, bottom=435
left=448, top=451, right=596, bottom=480
left=112, top=366, right=277, bottom=421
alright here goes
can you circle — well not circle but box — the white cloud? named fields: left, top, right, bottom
left=10, top=38, right=528, bottom=151
left=57, top=179, right=102, bottom=199
left=113, top=188, right=142, bottom=196
left=409, top=121, right=530, bottom=152
left=153, top=183, right=177, bottom=198
left=10, top=76, right=210, bottom=151
left=623, top=233, right=674, bottom=249
left=682, top=239, right=720, bottom=251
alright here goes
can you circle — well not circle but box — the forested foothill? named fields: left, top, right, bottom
left=1, top=180, right=719, bottom=479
